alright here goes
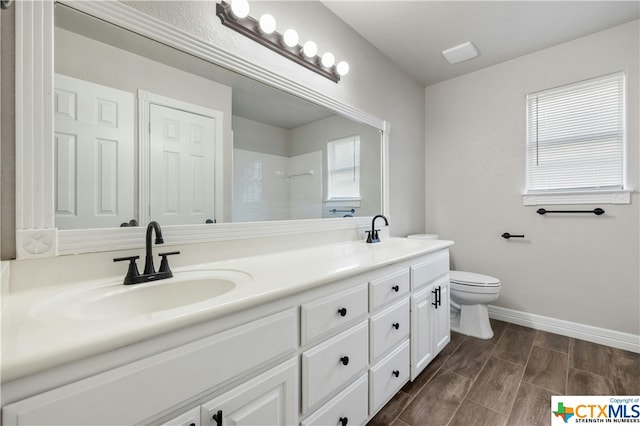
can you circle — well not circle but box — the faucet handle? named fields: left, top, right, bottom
left=365, top=230, right=374, bottom=243
left=113, top=256, right=140, bottom=285
left=158, top=251, right=180, bottom=274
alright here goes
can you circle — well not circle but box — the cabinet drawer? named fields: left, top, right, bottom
left=301, top=321, right=369, bottom=413
left=2, top=309, right=297, bottom=426
left=301, top=373, right=368, bottom=426
left=369, top=298, right=409, bottom=363
left=410, top=250, right=449, bottom=290
left=301, top=283, right=368, bottom=345
left=369, top=268, right=410, bottom=310
left=369, top=340, right=410, bottom=414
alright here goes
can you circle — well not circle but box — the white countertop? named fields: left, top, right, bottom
left=1, top=238, right=453, bottom=383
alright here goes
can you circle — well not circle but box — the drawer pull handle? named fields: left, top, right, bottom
left=392, top=285, right=399, bottom=292
left=392, top=322, right=400, bottom=330
left=392, top=370, right=400, bottom=378
left=337, top=307, right=347, bottom=317
left=339, top=417, right=349, bottom=426
left=340, top=356, right=350, bottom=366
left=212, top=410, right=222, bottom=426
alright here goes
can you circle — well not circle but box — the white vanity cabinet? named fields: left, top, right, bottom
left=2, top=309, right=298, bottom=426
left=2, top=246, right=452, bottom=426
left=409, top=251, right=451, bottom=380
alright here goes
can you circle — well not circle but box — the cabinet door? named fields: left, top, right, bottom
left=410, top=285, right=434, bottom=380
left=433, top=277, right=451, bottom=356
left=201, top=359, right=298, bottom=426
left=160, top=407, right=200, bottom=426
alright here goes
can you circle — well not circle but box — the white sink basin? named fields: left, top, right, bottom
left=31, top=269, right=250, bottom=320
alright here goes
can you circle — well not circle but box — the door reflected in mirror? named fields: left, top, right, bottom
left=54, top=4, right=382, bottom=229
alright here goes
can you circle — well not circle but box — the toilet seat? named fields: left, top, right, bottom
left=450, top=271, right=500, bottom=287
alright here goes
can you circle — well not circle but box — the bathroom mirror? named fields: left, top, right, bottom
left=14, top=1, right=388, bottom=257
left=53, top=3, right=383, bottom=229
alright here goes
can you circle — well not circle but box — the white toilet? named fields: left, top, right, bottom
left=407, top=234, right=501, bottom=339
left=449, top=271, right=500, bottom=339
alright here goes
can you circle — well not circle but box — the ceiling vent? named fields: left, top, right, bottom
left=442, top=41, right=478, bottom=64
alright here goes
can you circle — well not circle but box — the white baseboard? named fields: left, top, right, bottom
left=488, top=305, right=640, bottom=354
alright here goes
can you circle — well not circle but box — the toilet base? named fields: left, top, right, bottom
left=450, top=304, right=494, bottom=339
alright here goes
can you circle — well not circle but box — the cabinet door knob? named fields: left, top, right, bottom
left=339, top=417, right=349, bottom=426
left=392, top=322, right=400, bottom=330
left=392, top=370, right=400, bottom=378
left=212, top=410, right=222, bottom=426
left=337, top=307, right=347, bottom=317
left=340, top=356, right=350, bottom=366
left=392, top=285, right=399, bottom=292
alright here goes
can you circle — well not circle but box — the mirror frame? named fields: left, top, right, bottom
left=14, top=0, right=390, bottom=258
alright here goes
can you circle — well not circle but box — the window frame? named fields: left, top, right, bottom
left=522, top=72, right=631, bottom=206
left=326, top=135, right=361, bottom=201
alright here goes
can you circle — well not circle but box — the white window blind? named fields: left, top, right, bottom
left=526, top=72, right=625, bottom=193
left=327, top=135, right=360, bottom=199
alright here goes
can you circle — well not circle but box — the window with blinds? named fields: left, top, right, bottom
left=525, top=72, right=625, bottom=194
left=327, top=135, right=360, bottom=200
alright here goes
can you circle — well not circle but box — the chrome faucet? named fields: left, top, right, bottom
left=366, top=214, right=389, bottom=243
left=113, top=221, right=180, bottom=285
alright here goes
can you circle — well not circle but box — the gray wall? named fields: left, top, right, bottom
left=425, top=20, right=639, bottom=335
left=232, top=115, right=290, bottom=157
left=122, top=0, right=426, bottom=237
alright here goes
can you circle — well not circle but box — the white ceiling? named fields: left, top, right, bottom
left=323, top=1, right=640, bottom=86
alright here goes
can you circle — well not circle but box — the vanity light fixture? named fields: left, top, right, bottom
left=258, top=13, right=276, bottom=34
left=283, top=29, right=299, bottom=47
left=216, top=1, right=348, bottom=82
left=230, top=0, right=249, bottom=18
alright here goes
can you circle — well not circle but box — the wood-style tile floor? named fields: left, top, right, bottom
left=368, top=320, right=640, bottom=426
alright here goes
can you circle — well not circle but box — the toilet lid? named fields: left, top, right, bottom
left=450, top=271, right=500, bottom=287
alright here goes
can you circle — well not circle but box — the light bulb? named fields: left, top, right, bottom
left=259, top=14, right=276, bottom=34
left=230, top=0, right=249, bottom=18
left=321, top=52, right=335, bottom=68
left=302, top=41, right=318, bottom=58
left=283, top=29, right=299, bottom=47
left=336, top=61, right=350, bottom=76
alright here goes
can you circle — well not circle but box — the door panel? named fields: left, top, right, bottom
left=54, top=74, right=134, bottom=229
left=149, top=104, right=218, bottom=225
